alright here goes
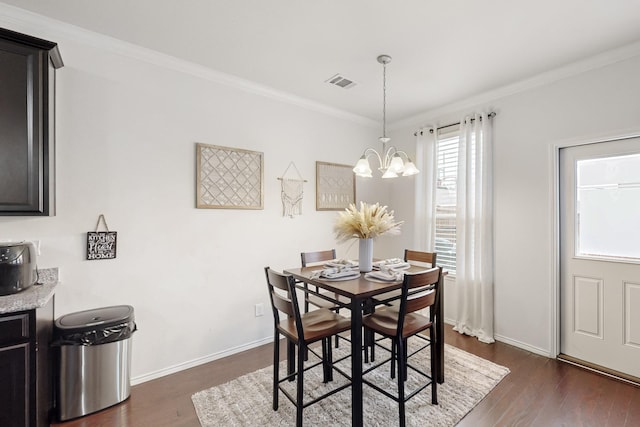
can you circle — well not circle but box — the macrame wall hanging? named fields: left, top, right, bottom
left=277, top=162, right=306, bottom=218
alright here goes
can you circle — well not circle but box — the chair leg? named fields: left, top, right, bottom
left=296, top=343, right=305, bottom=427
left=397, top=338, right=406, bottom=427
left=363, top=299, right=374, bottom=362
left=273, top=331, right=280, bottom=410
left=430, top=327, right=438, bottom=405
left=288, top=340, right=296, bottom=382
left=390, top=340, right=396, bottom=379
left=363, top=327, right=375, bottom=363
left=327, top=338, right=334, bottom=382
left=321, top=338, right=330, bottom=383
left=403, top=338, right=409, bottom=382
left=370, top=328, right=375, bottom=362
left=335, top=308, right=340, bottom=348
left=364, top=327, right=370, bottom=364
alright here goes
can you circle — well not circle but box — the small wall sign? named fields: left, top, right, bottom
left=87, top=214, right=117, bottom=260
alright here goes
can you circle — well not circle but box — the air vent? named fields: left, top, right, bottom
left=325, top=74, right=357, bottom=89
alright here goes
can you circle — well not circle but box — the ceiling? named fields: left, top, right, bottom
left=4, top=0, right=640, bottom=123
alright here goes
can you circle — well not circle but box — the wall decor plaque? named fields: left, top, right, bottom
left=316, top=161, right=355, bottom=211
left=87, top=214, right=117, bottom=260
left=196, top=143, right=264, bottom=209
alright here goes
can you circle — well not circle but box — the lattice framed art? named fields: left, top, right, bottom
left=316, top=161, right=355, bottom=211
left=196, top=143, right=264, bottom=209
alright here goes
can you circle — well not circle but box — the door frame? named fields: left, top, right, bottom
left=550, top=128, right=640, bottom=358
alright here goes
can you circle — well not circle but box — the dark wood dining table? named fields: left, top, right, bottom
left=284, top=264, right=444, bottom=427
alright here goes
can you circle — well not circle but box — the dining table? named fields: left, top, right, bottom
left=284, top=262, right=444, bottom=427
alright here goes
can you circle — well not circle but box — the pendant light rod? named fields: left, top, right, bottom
left=378, top=54, right=391, bottom=142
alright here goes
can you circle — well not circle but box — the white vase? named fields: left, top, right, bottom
left=359, top=238, right=373, bottom=272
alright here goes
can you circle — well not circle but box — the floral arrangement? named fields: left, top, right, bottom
left=334, top=202, right=403, bottom=242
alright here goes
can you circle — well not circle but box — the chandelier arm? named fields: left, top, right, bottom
left=393, top=150, right=412, bottom=161
left=362, top=147, right=384, bottom=168
left=383, top=146, right=398, bottom=168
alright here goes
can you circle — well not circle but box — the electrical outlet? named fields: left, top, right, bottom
left=254, top=303, right=264, bottom=317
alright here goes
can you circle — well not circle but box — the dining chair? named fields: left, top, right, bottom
left=373, top=249, right=437, bottom=305
left=362, top=266, right=442, bottom=427
left=264, top=267, right=351, bottom=427
left=301, top=249, right=350, bottom=348
left=365, top=249, right=437, bottom=362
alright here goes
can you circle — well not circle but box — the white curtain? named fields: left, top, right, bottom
left=414, top=127, right=437, bottom=251
left=454, top=112, right=495, bottom=343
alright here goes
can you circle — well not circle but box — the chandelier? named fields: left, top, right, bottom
left=353, top=55, right=419, bottom=179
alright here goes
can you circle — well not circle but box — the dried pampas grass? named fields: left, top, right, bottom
left=334, top=202, right=403, bottom=242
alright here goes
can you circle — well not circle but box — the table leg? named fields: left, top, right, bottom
left=351, top=298, right=363, bottom=427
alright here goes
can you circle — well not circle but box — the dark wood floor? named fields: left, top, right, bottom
left=52, top=325, right=640, bottom=427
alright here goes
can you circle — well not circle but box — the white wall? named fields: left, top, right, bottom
left=0, top=9, right=384, bottom=382
left=390, top=52, right=640, bottom=355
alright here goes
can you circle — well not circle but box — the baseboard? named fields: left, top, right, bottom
left=131, top=336, right=272, bottom=385
left=133, top=323, right=551, bottom=385
left=443, top=318, right=551, bottom=357
left=493, top=333, right=550, bottom=357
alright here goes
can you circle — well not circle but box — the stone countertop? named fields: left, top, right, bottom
left=0, top=268, right=58, bottom=314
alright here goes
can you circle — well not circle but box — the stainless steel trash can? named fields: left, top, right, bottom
left=53, top=305, right=136, bottom=421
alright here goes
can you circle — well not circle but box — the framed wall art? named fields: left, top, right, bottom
left=86, top=214, right=117, bottom=260
left=316, top=161, right=355, bottom=211
left=196, top=143, right=264, bottom=210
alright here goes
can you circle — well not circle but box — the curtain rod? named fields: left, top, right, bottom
left=413, top=112, right=496, bottom=136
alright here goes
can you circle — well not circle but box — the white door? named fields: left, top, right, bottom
left=560, top=137, right=640, bottom=380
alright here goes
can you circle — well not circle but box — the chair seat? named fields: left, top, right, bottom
left=363, top=307, right=432, bottom=339
left=279, top=308, right=351, bottom=343
left=307, top=292, right=350, bottom=309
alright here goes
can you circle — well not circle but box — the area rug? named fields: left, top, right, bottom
left=191, top=340, right=509, bottom=426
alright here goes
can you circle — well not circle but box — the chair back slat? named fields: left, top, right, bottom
left=301, top=249, right=336, bottom=267
left=397, top=267, right=442, bottom=332
left=404, top=249, right=437, bottom=267
left=272, top=291, right=295, bottom=317
left=405, top=290, right=436, bottom=314
left=406, top=267, right=440, bottom=290
left=265, top=267, right=297, bottom=318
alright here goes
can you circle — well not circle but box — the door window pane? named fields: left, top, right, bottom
left=576, top=153, right=640, bottom=261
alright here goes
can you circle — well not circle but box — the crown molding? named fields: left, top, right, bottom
left=0, top=3, right=378, bottom=128
left=392, top=39, right=640, bottom=131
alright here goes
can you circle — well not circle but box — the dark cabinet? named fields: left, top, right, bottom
left=0, top=28, right=63, bottom=216
left=0, top=342, right=29, bottom=426
left=0, top=299, right=54, bottom=427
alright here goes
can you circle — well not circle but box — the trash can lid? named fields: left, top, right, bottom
left=55, top=305, right=134, bottom=332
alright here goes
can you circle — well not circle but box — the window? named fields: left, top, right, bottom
left=576, top=153, right=640, bottom=262
left=435, top=134, right=459, bottom=274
